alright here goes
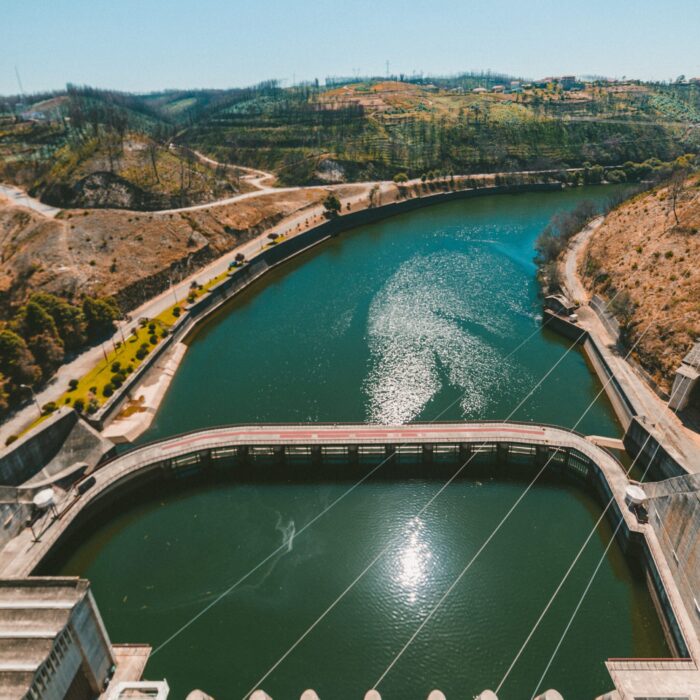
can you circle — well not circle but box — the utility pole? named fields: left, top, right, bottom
left=14, top=65, right=25, bottom=99
left=20, top=384, right=41, bottom=417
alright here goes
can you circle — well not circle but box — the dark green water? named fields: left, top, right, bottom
left=58, top=188, right=670, bottom=698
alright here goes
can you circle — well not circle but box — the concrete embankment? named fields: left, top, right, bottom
left=543, top=310, right=691, bottom=480
left=98, top=182, right=563, bottom=441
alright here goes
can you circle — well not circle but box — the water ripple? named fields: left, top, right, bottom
left=364, top=249, right=525, bottom=423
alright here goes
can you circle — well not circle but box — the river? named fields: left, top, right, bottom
left=57, top=186, right=669, bottom=699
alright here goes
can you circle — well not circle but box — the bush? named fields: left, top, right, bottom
left=102, top=383, right=114, bottom=397
left=135, top=346, right=149, bottom=360
left=173, top=306, right=182, bottom=318
left=73, top=398, right=85, bottom=413
left=322, top=193, right=341, bottom=219
left=111, top=361, right=121, bottom=373
left=149, top=334, right=158, bottom=345
left=68, top=378, right=79, bottom=391
left=41, top=401, right=58, bottom=415
left=87, top=399, right=98, bottom=414
left=393, top=172, right=409, bottom=183
left=5, top=435, right=18, bottom=446
left=606, top=169, right=627, bottom=184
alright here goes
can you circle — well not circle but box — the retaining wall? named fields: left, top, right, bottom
left=644, top=474, right=700, bottom=645
left=0, top=408, right=113, bottom=487
left=544, top=312, right=689, bottom=479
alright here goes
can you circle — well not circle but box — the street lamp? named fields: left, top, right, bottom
left=19, top=384, right=41, bottom=417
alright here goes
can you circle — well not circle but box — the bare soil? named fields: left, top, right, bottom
left=581, top=175, right=700, bottom=390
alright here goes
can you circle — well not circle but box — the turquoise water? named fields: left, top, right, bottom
left=58, top=187, right=671, bottom=699
left=142, top=188, right=622, bottom=438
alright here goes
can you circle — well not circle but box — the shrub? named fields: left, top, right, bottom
left=393, top=172, right=409, bottom=183
left=102, top=383, right=114, bottom=397
left=41, top=401, right=58, bottom=415
left=73, top=398, right=85, bottom=413
left=111, top=361, right=121, bottom=373
left=149, top=334, right=158, bottom=345
left=606, top=169, right=627, bottom=184
left=135, top=346, right=149, bottom=360
left=87, top=399, right=98, bottom=414
left=5, top=435, right=18, bottom=446
left=173, top=306, right=182, bottom=318
left=68, top=378, right=79, bottom=391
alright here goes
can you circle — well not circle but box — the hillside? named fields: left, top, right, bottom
left=580, top=172, right=700, bottom=392
left=2, top=77, right=699, bottom=200
left=0, top=186, right=353, bottom=315
left=183, top=78, right=700, bottom=184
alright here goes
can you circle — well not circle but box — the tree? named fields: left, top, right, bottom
left=27, top=293, right=86, bottom=351
left=669, top=170, right=688, bottom=226
left=0, top=330, right=41, bottom=387
left=27, top=333, right=65, bottom=380
left=393, top=172, right=408, bottom=183
left=322, top=193, right=341, bottom=219
left=82, top=297, right=120, bottom=340
left=16, top=300, right=58, bottom=339
left=0, top=374, right=9, bottom=416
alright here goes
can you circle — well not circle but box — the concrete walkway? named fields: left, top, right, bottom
left=561, top=220, right=700, bottom=473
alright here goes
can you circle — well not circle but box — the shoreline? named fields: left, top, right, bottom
left=98, top=181, right=566, bottom=442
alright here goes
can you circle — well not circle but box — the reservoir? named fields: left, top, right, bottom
left=57, top=187, right=669, bottom=698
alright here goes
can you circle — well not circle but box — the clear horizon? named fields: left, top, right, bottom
left=1, top=0, right=699, bottom=96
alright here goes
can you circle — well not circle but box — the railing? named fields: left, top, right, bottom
left=607, top=657, right=695, bottom=671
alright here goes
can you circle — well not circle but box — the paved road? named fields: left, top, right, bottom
left=561, top=220, right=700, bottom=471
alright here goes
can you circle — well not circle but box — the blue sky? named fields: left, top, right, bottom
left=1, top=0, right=699, bottom=95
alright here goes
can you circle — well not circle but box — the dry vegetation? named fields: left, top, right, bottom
left=581, top=173, right=700, bottom=390
left=0, top=187, right=338, bottom=316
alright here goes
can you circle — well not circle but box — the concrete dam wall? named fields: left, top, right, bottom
left=644, top=473, right=700, bottom=644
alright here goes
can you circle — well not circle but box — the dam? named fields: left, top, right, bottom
left=1, top=187, right=698, bottom=699
left=3, top=421, right=698, bottom=699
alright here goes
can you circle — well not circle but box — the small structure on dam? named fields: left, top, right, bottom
left=669, top=341, right=700, bottom=411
